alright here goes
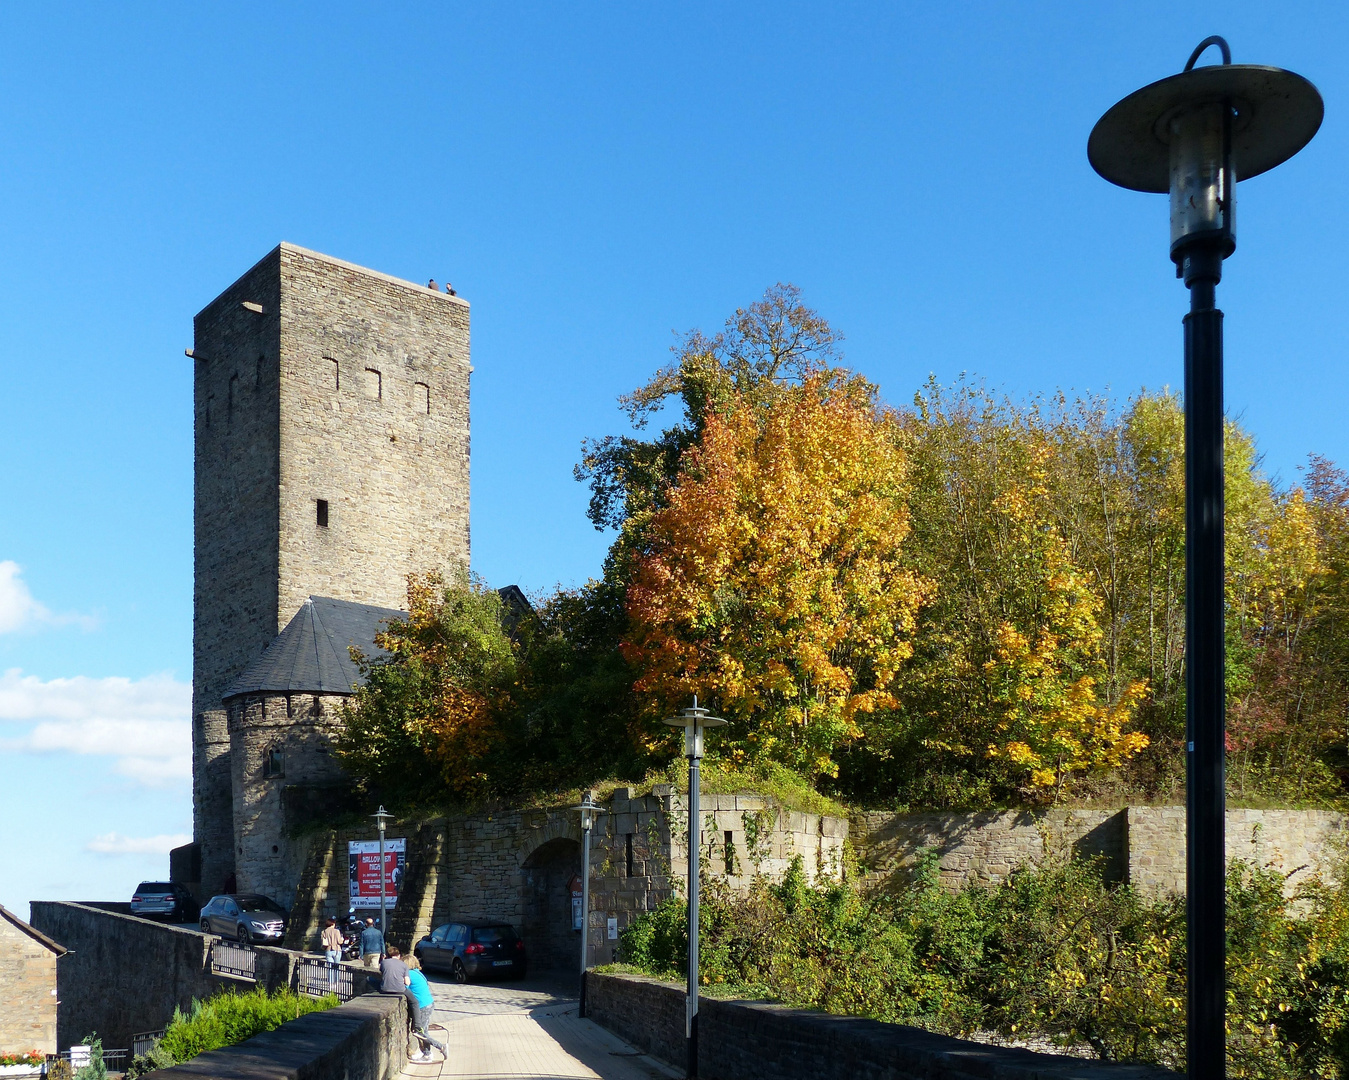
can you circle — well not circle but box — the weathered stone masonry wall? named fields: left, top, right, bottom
left=151, top=994, right=407, bottom=1080
left=0, top=911, right=60, bottom=1054
left=28, top=902, right=335, bottom=1052
left=228, top=691, right=350, bottom=902
left=283, top=788, right=849, bottom=970
left=585, top=971, right=1181, bottom=1080
left=192, top=244, right=472, bottom=897
left=193, top=247, right=283, bottom=897
left=852, top=806, right=1349, bottom=898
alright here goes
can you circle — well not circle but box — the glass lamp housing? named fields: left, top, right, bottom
left=1167, top=101, right=1235, bottom=258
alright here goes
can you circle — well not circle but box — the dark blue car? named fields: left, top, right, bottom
left=414, top=920, right=527, bottom=982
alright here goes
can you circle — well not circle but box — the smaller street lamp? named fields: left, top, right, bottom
left=571, top=791, right=606, bottom=1016
left=370, top=805, right=394, bottom=937
left=664, top=697, right=727, bottom=1080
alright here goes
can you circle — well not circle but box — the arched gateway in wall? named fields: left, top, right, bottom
left=519, top=819, right=583, bottom=973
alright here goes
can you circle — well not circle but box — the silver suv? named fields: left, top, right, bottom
left=130, top=881, right=196, bottom=921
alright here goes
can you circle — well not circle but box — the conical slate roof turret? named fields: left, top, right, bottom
left=223, top=596, right=405, bottom=701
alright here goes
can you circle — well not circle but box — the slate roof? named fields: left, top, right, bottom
left=224, top=596, right=406, bottom=700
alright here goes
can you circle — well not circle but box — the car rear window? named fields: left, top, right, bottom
left=137, top=883, right=172, bottom=892
left=471, top=926, right=516, bottom=944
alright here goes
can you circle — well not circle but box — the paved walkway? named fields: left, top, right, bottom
left=398, top=972, right=681, bottom=1080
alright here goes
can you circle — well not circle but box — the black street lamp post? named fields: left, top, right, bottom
left=1089, top=38, right=1321, bottom=1080
left=371, top=805, right=393, bottom=937
left=572, top=792, right=605, bottom=1017
left=664, top=697, right=727, bottom=1080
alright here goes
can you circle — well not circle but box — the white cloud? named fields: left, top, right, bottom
left=0, top=561, right=97, bottom=633
left=0, top=669, right=192, bottom=787
left=85, top=832, right=193, bottom=856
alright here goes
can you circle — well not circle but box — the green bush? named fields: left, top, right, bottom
left=72, top=1034, right=106, bottom=1080
left=155, top=987, right=339, bottom=1066
left=620, top=852, right=1349, bottom=1077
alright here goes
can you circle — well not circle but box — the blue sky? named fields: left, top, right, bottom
left=1, top=3, right=1346, bottom=917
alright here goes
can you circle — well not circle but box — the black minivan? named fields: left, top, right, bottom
left=414, top=921, right=527, bottom=982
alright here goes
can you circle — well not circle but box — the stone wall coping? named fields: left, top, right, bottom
left=0, top=902, right=67, bottom=955
left=281, top=242, right=470, bottom=309
left=585, top=971, right=1181, bottom=1080
left=148, top=993, right=406, bottom=1080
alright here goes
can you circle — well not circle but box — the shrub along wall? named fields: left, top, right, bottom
left=149, top=993, right=407, bottom=1080
left=584, top=972, right=1182, bottom=1080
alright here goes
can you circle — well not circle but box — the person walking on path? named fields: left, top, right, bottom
left=360, top=917, right=385, bottom=969
left=320, top=916, right=345, bottom=991
left=321, top=917, right=343, bottom=963
left=404, top=955, right=445, bottom=1062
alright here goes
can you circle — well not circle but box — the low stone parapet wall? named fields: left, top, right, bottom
left=150, top=992, right=407, bottom=1080
left=585, top=971, right=1179, bottom=1080
left=27, top=901, right=365, bottom=1052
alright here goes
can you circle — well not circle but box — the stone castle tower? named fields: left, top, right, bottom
left=190, top=244, right=470, bottom=897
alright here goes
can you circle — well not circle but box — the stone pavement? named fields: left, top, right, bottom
left=397, top=971, right=681, bottom=1080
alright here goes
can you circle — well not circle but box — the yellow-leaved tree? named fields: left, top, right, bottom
left=623, top=373, right=932, bottom=777
left=980, top=442, right=1150, bottom=793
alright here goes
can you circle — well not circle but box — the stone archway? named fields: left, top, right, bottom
left=521, top=836, right=581, bottom=973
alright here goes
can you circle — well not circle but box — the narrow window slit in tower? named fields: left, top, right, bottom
left=256, top=355, right=265, bottom=389
left=327, top=357, right=339, bottom=391
left=724, top=831, right=734, bottom=875
left=316, top=499, right=329, bottom=528
left=625, top=833, right=634, bottom=877
left=363, top=368, right=382, bottom=400
left=415, top=382, right=430, bottom=414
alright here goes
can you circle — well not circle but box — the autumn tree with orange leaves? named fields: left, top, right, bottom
left=623, top=373, right=932, bottom=777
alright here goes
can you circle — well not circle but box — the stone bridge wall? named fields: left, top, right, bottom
left=27, top=901, right=341, bottom=1052
left=151, top=993, right=406, bottom=1080
left=584, top=971, right=1181, bottom=1080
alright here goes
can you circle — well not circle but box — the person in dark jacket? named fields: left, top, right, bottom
left=360, top=917, right=385, bottom=968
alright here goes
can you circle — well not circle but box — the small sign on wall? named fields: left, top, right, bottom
left=569, top=875, right=584, bottom=930
left=607, top=917, right=618, bottom=940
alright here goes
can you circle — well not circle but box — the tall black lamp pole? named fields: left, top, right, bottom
left=1089, top=38, right=1321, bottom=1080
left=664, top=697, right=726, bottom=1080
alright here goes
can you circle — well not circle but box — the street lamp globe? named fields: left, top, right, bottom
left=1088, top=36, right=1321, bottom=279
left=663, top=696, right=728, bottom=759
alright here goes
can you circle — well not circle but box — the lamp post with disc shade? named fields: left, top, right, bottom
left=1088, top=37, right=1322, bottom=1079
left=664, top=697, right=727, bottom=1080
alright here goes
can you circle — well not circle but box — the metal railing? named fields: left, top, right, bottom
left=132, top=1030, right=164, bottom=1058
left=46, top=1049, right=128, bottom=1071
left=210, top=938, right=257, bottom=981
left=295, top=956, right=356, bottom=1000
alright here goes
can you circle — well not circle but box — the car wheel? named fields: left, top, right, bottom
left=237, top=924, right=252, bottom=944
left=451, top=959, right=468, bottom=984
left=200, top=919, right=211, bottom=933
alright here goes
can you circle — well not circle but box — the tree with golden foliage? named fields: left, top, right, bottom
left=337, top=571, right=516, bottom=801
left=623, top=373, right=932, bottom=777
